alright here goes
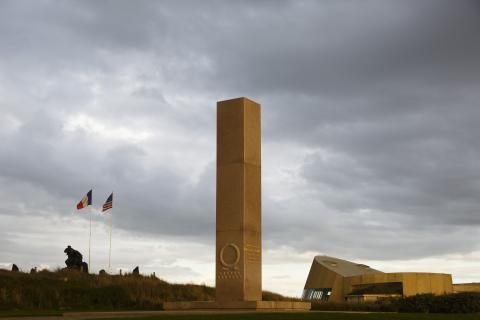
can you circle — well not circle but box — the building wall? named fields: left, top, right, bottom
left=303, top=259, right=344, bottom=302
left=453, top=283, right=480, bottom=293
left=341, top=273, right=452, bottom=302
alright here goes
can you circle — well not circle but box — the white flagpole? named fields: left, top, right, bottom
left=108, top=208, right=112, bottom=273
left=88, top=205, right=92, bottom=271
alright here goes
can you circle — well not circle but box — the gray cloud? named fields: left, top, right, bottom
left=1, top=0, right=480, bottom=294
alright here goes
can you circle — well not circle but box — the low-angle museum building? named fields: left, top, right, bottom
left=303, top=256, right=479, bottom=303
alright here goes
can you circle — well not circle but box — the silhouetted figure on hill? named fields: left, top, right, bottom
left=132, top=266, right=139, bottom=275
left=30, top=267, right=37, bottom=274
left=64, top=245, right=88, bottom=273
left=11, top=264, right=19, bottom=272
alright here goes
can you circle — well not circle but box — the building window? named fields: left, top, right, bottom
left=302, top=288, right=332, bottom=301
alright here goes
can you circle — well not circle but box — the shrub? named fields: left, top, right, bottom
left=398, top=292, right=480, bottom=313
left=398, top=293, right=434, bottom=313
left=311, top=292, right=480, bottom=314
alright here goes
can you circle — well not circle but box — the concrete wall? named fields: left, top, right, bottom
left=340, top=273, right=452, bottom=303
left=453, top=283, right=480, bottom=293
left=303, top=259, right=344, bottom=302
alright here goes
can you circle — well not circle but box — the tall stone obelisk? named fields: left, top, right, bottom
left=216, top=97, right=261, bottom=302
left=163, top=97, right=310, bottom=311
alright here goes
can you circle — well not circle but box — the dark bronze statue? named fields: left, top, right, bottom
left=64, top=245, right=88, bottom=273
left=132, top=266, right=139, bottom=275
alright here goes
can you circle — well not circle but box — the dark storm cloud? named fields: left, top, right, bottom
left=1, top=0, right=480, bottom=265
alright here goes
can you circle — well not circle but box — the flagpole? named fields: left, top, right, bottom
left=108, top=207, right=112, bottom=273
left=88, top=205, right=92, bottom=272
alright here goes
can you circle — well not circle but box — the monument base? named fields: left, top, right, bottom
left=163, top=300, right=311, bottom=311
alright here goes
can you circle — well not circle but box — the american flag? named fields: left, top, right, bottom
left=102, top=193, right=113, bottom=212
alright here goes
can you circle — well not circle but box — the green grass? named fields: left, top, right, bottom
left=93, top=312, right=480, bottom=320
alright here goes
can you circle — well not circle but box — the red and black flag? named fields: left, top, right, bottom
left=76, top=189, right=92, bottom=210
left=102, top=193, right=113, bottom=212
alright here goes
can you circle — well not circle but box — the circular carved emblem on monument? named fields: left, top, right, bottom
left=220, top=243, right=240, bottom=270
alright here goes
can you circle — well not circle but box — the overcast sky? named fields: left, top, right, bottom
left=1, top=0, right=480, bottom=297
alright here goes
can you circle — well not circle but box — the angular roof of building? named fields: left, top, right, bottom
left=314, top=255, right=383, bottom=277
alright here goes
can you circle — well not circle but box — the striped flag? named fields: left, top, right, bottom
left=76, top=189, right=92, bottom=210
left=102, top=193, right=113, bottom=212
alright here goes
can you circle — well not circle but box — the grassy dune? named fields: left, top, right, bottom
left=0, top=269, right=290, bottom=312
left=0, top=269, right=211, bottom=311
